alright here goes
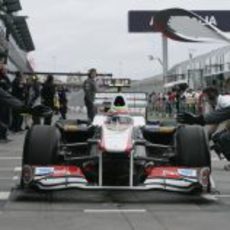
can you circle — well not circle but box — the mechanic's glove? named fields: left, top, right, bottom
left=18, top=105, right=52, bottom=117
left=31, top=105, right=53, bottom=118
left=17, top=105, right=32, bottom=115
left=177, top=112, right=205, bottom=125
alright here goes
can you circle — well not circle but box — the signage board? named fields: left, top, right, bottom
left=128, top=10, right=230, bottom=32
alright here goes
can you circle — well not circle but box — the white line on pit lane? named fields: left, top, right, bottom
left=0, top=176, right=19, bottom=181
left=210, top=176, right=216, bottom=190
left=0, top=167, right=21, bottom=172
left=14, top=167, right=21, bottom=172
left=12, top=176, right=19, bottom=180
left=0, top=157, right=22, bottom=160
left=0, top=192, right=10, bottom=200
left=84, top=209, right=146, bottom=213
left=202, top=194, right=230, bottom=201
left=215, top=194, right=230, bottom=198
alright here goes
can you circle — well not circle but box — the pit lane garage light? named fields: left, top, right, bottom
left=2, top=0, right=22, bottom=13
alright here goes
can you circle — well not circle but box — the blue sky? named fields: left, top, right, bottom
left=20, top=0, right=230, bottom=79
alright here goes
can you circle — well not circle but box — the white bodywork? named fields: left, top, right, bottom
left=93, top=93, right=146, bottom=152
left=93, top=114, right=145, bottom=152
left=93, top=115, right=145, bottom=127
left=102, top=124, right=133, bottom=152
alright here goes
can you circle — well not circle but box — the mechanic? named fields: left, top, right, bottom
left=0, top=87, right=28, bottom=142
left=40, top=74, right=56, bottom=125
left=24, top=75, right=40, bottom=129
left=0, top=87, right=51, bottom=142
left=58, top=85, right=68, bottom=120
left=201, top=86, right=230, bottom=136
left=25, top=75, right=40, bottom=108
left=83, top=68, right=97, bottom=122
left=0, top=64, right=12, bottom=141
left=177, top=86, right=230, bottom=168
left=178, top=86, right=230, bottom=127
left=11, top=71, right=25, bottom=132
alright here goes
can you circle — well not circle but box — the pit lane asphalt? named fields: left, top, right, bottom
left=1, top=114, right=230, bottom=230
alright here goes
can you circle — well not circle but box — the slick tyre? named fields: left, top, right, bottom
left=176, top=125, right=211, bottom=167
left=23, top=125, right=60, bottom=165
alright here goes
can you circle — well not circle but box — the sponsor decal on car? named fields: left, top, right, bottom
left=178, top=168, right=197, bottom=177
left=147, top=167, right=180, bottom=179
left=34, top=167, right=54, bottom=176
left=34, top=166, right=84, bottom=177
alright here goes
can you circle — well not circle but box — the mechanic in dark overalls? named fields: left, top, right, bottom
left=177, top=87, right=230, bottom=170
left=0, top=88, right=25, bottom=111
left=83, top=68, right=97, bottom=122
left=41, top=74, right=56, bottom=125
left=0, top=87, right=51, bottom=136
left=11, top=71, right=25, bottom=132
left=58, top=85, right=68, bottom=120
left=0, top=87, right=28, bottom=142
left=0, top=64, right=12, bottom=141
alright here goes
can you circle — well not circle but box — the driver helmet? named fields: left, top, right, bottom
left=110, top=95, right=128, bottom=113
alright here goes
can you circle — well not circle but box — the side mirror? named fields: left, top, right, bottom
left=135, top=139, right=146, bottom=145
left=87, top=139, right=100, bottom=144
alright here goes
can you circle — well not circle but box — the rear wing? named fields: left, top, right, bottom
left=94, top=92, right=148, bottom=117
left=102, top=78, right=131, bottom=88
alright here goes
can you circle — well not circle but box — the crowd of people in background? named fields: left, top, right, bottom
left=0, top=64, right=68, bottom=143
left=148, top=86, right=228, bottom=118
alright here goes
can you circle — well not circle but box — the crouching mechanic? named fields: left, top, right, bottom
left=177, top=86, right=230, bottom=167
left=0, top=87, right=51, bottom=125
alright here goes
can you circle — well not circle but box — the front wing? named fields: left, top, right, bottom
left=21, top=165, right=210, bottom=193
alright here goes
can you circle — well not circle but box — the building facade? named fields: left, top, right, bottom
left=165, top=46, right=230, bottom=92
left=0, top=0, right=35, bottom=74
left=132, top=45, right=230, bottom=94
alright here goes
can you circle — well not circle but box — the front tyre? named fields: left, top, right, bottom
left=176, top=125, right=211, bottom=167
left=23, top=125, right=60, bottom=165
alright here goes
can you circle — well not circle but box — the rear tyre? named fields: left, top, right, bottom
left=23, top=125, right=60, bottom=165
left=176, top=125, right=211, bottom=167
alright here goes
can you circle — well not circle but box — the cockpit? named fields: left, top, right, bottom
left=105, top=115, right=133, bottom=125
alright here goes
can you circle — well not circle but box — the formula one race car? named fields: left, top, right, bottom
left=21, top=79, right=211, bottom=194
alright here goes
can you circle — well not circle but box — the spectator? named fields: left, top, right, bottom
left=148, top=91, right=156, bottom=115
left=196, top=89, right=205, bottom=115
left=175, top=89, right=181, bottom=113
left=165, top=92, right=171, bottom=117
